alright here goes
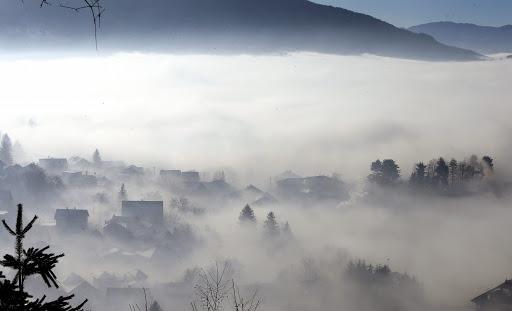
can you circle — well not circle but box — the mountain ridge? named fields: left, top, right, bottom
left=0, top=0, right=482, bottom=61
left=410, top=21, right=512, bottom=54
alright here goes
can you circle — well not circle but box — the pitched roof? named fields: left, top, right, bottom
left=472, top=280, right=512, bottom=304
left=245, top=184, right=264, bottom=194
left=55, top=208, right=89, bottom=219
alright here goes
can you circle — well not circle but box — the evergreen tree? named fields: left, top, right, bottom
left=434, top=157, right=449, bottom=186
left=381, top=159, right=400, bottom=184
left=0, top=204, right=87, bottom=310
left=0, top=134, right=13, bottom=166
left=239, top=204, right=256, bottom=224
left=448, top=159, right=458, bottom=186
left=118, top=183, right=128, bottom=201
left=468, top=154, right=482, bottom=179
left=92, top=148, right=102, bottom=167
left=368, top=159, right=383, bottom=183
left=458, top=160, right=467, bottom=182
left=282, top=221, right=293, bottom=240
left=368, top=159, right=400, bottom=185
left=410, top=162, right=426, bottom=186
left=482, top=156, right=494, bottom=171
left=263, top=212, right=279, bottom=236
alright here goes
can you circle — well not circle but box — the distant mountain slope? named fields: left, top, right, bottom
left=0, top=0, right=481, bottom=60
left=410, top=22, right=512, bottom=54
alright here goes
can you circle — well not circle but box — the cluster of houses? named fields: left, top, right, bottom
left=54, top=200, right=164, bottom=234
left=2, top=156, right=509, bottom=310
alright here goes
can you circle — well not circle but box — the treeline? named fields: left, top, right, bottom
left=368, top=155, right=498, bottom=195
left=239, top=204, right=293, bottom=239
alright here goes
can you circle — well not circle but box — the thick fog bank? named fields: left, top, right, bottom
left=0, top=53, right=511, bottom=311
left=0, top=53, right=511, bottom=184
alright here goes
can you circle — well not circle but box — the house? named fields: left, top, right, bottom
left=472, top=280, right=512, bottom=310
left=275, top=175, right=349, bottom=203
left=252, top=193, right=278, bottom=206
left=69, top=281, right=103, bottom=311
left=202, top=179, right=235, bottom=197
left=103, top=221, right=134, bottom=242
left=62, top=171, right=98, bottom=187
left=182, top=171, right=200, bottom=183
left=122, top=165, right=144, bottom=176
left=121, top=200, right=164, bottom=224
left=39, top=158, right=69, bottom=173
left=274, top=170, right=302, bottom=182
left=54, top=208, right=89, bottom=232
left=160, top=170, right=182, bottom=183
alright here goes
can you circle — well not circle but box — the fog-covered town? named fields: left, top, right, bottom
left=0, top=131, right=510, bottom=311
left=2, top=0, right=512, bottom=310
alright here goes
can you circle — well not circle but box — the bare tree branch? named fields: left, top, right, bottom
left=20, top=0, right=104, bottom=49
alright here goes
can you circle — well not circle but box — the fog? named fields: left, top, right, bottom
left=1, top=53, right=511, bottom=184
left=1, top=52, right=512, bottom=311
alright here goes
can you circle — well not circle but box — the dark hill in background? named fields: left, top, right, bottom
left=0, top=0, right=481, bottom=60
left=410, top=22, right=512, bottom=55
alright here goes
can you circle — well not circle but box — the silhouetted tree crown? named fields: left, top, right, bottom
left=239, top=204, right=256, bottom=224
left=92, top=148, right=102, bottom=166
left=118, top=183, right=128, bottom=201
left=434, top=157, right=449, bottom=186
left=0, top=134, right=13, bottom=166
left=282, top=221, right=293, bottom=240
left=482, top=156, right=494, bottom=171
left=410, top=162, right=427, bottom=186
left=405, top=154, right=498, bottom=195
left=264, top=212, right=279, bottom=236
left=368, top=159, right=400, bottom=186
left=0, top=204, right=87, bottom=310
left=448, top=159, right=458, bottom=185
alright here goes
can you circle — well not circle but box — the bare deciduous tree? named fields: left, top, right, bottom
left=21, top=0, right=105, bottom=49
left=193, top=262, right=230, bottom=311
left=231, top=280, right=261, bottom=311
left=191, top=262, right=262, bottom=311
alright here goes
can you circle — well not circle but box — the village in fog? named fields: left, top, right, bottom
left=0, top=131, right=511, bottom=311
left=1, top=0, right=512, bottom=310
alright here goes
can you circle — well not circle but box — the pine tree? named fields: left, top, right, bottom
left=458, top=160, right=467, bottom=182
left=0, top=134, right=13, bottom=166
left=92, top=148, right=102, bottom=167
left=239, top=204, right=256, bottom=224
left=118, top=183, right=128, bottom=202
left=282, top=221, right=293, bottom=240
left=468, top=154, right=482, bottom=179
left=368, top=160, right=383, bottom=183
left=410, top=162, right=426, bottom=187
left=482, top=156, right=494, bottom=172
left=263, top=212, right=279, bottom=236
left=435, top=157, right=449, bottom=186
left=381, top=159, right=400, bottom=184
left=0, top=204, right=87, bottom=310
left=448, top=159, right=458, bottom=186
left=368, top=159, right=400, bottom=186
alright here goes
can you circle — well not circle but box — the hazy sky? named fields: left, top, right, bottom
left=313, top=0, right=512, bottom=27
